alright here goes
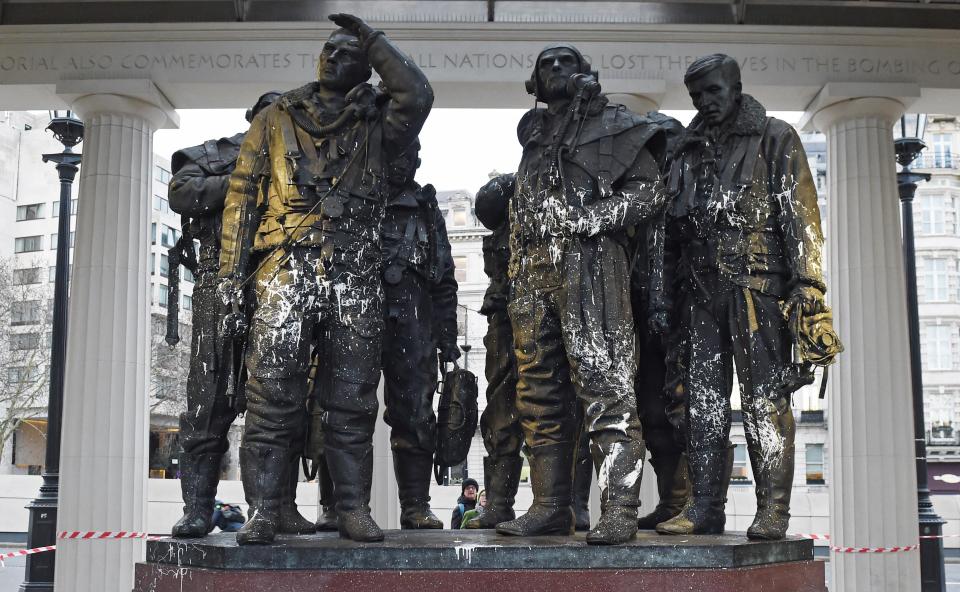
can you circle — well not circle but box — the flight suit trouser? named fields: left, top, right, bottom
left=685, top=279, right=795, bottom=510
left=509, top=286, right=645, bottom=510
left=479, top=309, right=523, bottom=458
left=179, top=259, right=236, bottom=456
left=243, top=247, right=383, bottom=514
left=382, top=273, right=438, bottom=455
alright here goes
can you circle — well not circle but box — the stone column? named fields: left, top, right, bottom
left=812, top=96, right=921, bottom=592
left=53, top=83, right=176, bottom=592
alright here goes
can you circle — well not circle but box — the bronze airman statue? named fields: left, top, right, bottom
left=218, top=13, right=432, bottom=544
left=498, top=43, right=667, bottom=545
left=168, top=93, right=312, bottom=538
left=657, top=54, right=840, bottom=540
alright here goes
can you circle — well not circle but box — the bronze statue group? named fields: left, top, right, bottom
left=167, top=14, right=842, bottom=548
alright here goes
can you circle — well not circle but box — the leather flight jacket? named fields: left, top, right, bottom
left=219, top=32, right=434, bottom=285
left=665, top=94, right=826, bottom=301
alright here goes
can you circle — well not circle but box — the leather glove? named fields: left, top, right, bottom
left=783, top=284, right=827, bottom=321
left=438, top=344, right=461, bottom=374
left=328, top=13, right=376, bottom=44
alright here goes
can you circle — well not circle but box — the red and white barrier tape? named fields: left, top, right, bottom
left=0, top=532, right=162, bottom=567
left=794, top=533, right=960, bottom=553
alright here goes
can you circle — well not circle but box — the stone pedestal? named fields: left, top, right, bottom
left=52, top=83, right=177, bottom=592
left=812, top=94, right=922, bottom=592
left=134, top=531, right=825, bottom=592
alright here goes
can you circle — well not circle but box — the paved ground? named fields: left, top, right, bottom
left=3, top=546, right=960, bottom=591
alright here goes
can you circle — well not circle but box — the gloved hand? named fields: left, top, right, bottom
left=328, top=13, right=375, bottom=43
left=783, top=284, right=826, bottom=321
left=438, top=344, right=461, bottom=375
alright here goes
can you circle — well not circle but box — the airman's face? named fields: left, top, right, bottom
left=317, top=32, right=370, bottom=91
left=686, top=68, right=742, bottom=127
left=536, top=48, right=580, bottom=102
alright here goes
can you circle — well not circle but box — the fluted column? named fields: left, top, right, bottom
left=53, top=91, right=174, bottom=592
left=813, top=98, right=921, bottom=592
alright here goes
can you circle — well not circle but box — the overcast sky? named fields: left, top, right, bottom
left=154, top=108, right=801, bottom=194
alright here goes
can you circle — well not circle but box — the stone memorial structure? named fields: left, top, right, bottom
left=0, top=4, right=956, bottom=590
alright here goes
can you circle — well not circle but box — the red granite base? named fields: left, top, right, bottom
left=134, top=560, right=827, bottom=592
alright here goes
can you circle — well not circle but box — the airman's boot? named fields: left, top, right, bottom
left=280, top=456, right=316, bottom=534
left=327, top=443, right=384, bottom=542
left=236, top=445, right=286, bottom=545
left=637, top=453, right=690, bottom=529
left=656, top=447, right=727, bottom=535
left=464, top=455, right=522, bottom=529
left=172, top=452, right=221, bottom=538
left=746, top=404, right=795, bottom=540
left=315, top=455, right=339, bottom=532
left=586, top=439, right=645, bottom=545
left=573, top=436, right=594, bottom=531
left=496, top=442, right=575, bottom=536
left=395, top=450, right=443, bottom=529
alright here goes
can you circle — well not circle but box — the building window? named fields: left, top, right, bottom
left=923, top=325, right=954, bottom=371
left=155, top=166, right=172, bottom=185
left=183, top=294, right=193, bottom=311
left=805, top=444, right=825, bottom=484
left=11, top=300, right=41, bottom=326
left=16, top=203, right=45, bottom=221
left=13, top=268, right=41, bottom=285
left=10, top=332, right=41, bottom=350
left=731, top=443, right=750, bottom=483
left=159, top=284, right=169, bottom=307
left=924, top=259, right=949, bottom=302
left=15, top=235, right=43, bottom=253
left=151, top=222, right=157, bottom=245
left=931, top=423, right=955, bottom=445
left=160, top=254, right=170, bottom=278
left=454, top=256, right=467, bottom=283
left=48, top=265, right=71, bottom=283
left=52, top=199, right=78, bottom=217
left=49, top=231, right=75, bottom=251
left=6, top=366, right=41, bottom=383
left=932, top=133, right=953, bottom=169
left=453, top=207, right=468, bottom=227
left=921, top=195, right=951, bottom=235
left=153, top=194, right=170, bottom=214
left=160, top=225, right=178, bottom=248
left=182, top=266, right=195, bottom=283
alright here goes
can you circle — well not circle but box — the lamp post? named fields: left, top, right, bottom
left=19, top=111, right=83, bottom=592
left=894, top=113, right=946, bottom=592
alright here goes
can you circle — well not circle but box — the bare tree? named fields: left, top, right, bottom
left=149, top=312, right=192, bottom=417
left=0, top=257, right=53, bottom=463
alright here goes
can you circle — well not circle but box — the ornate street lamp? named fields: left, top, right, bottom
left=894, top=112, right=946, bottom=592
left=19, top=110, right=83, bottom=592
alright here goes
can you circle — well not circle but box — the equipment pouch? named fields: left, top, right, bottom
left=434, top=361, right=479, bottom=484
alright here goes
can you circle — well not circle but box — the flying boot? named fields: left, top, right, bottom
left=572, top=431, right=594, bottom=531
left=171, top=452, right=221, bottom=537
left=236, top=444, right=287, bottom=545
left=496, top=441, right=575, bottom=536
left=279, top=455, right=316, bottom=534
left=637, top=452, right=690, bottom=529
left=746, top=401, right=795, bottom=540
left=464, top=455, right=523, bottom=529
left=395, top=450, right=443, bottom=529
left=326, top=441, right=384, bottom=542
left=656, top=446, right=728, bottom=535
left=586, top=439, right=645, bottom=545
left=314, top=454, right=339, bottom=532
